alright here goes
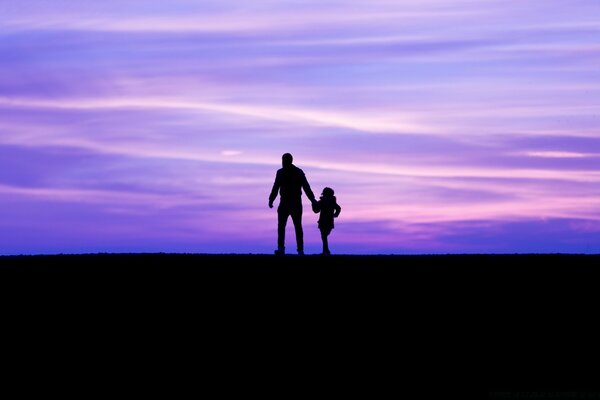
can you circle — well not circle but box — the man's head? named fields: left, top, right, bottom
left=282, top=153, right=293, bottom=167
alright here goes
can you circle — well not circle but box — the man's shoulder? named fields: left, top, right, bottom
left=292, top=165, right=305, bottom=175
left=279, top=165, right=304, bottom=174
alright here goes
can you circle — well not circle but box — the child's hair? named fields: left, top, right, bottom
left=322, top=187, right=334, bottom=197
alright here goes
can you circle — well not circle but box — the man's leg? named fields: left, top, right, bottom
left=290, top=206, right=304, bottom=254
left=277, top=207, right=289, bottom=254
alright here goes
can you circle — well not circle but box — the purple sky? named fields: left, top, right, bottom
left=1, top=0, right=600, bottom=255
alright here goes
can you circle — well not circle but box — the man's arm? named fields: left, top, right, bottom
left=334, top=203, right=341, bottom=218
left=300, top=170, right=316, bottom=203
left=268, top=171, right=280, bottom=208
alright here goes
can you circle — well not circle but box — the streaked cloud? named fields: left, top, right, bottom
left=0, top=96, right=430, bottom=134
left=220, top=150, right=242, bottom=157
left=522, top=151, right=597, bottom=159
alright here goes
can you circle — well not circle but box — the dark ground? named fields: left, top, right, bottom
left=2, top=253, right=599, bottom=396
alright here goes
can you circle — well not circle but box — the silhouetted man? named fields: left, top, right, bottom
left=269, top=153, right=316, bottom=255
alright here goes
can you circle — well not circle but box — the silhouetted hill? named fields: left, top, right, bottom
left=2, top=253, right=598, bottom=394
left=3, top=252, right=599, bottom=304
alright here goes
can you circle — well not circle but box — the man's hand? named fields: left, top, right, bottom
left=311, top=199, right=319, bottom=213
left=269, top=201, right=274, bottom=209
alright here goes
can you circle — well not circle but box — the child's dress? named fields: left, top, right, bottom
left=313, top=196, right=341, bottom=233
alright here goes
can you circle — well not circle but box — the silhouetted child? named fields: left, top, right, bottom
left=312, top=187, right=341, bottom=255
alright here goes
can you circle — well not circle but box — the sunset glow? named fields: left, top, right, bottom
left=2, top=0, right=600, bottom=254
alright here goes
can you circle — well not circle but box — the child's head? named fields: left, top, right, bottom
left=322, top=187, right=334, bottom=197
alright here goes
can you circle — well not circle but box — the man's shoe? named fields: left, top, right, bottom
left=297, top=250, right=304, bottom=255
left=274, top=249, right=285, bottom=256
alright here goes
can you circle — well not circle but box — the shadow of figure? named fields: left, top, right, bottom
left=312, top=187, right=342, bottom=255
left=269, top=153, right=317, bottom=255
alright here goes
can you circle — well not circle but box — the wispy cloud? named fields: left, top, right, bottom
left=0, top=96, right=433, bottom=134
left=521, top=151, right=598, bottom=159
left=2, top=3, right=488, bottom=34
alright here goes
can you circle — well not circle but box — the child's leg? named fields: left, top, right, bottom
left=320, top=229, right=330, bottom=254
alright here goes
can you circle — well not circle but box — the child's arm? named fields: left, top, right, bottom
left=334, top=203, right=341, bottom=218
